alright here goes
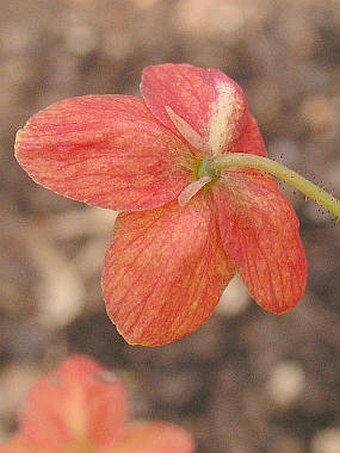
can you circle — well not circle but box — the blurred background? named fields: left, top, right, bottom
left=0, top=0, right=339, bottom=452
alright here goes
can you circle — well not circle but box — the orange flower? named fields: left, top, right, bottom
left=15, top=64, right=307, bottom=346
left=0, top=356, right=195, bottom=452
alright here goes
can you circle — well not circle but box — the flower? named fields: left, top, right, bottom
left=15, top=63, right=307, bottom=346
left=0, top=355, right=195, bottom=452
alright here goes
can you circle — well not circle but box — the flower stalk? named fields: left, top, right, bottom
left=210, top=153, right=340, bottom=218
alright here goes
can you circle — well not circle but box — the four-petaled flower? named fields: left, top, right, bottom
left=15, top=64, right=307, bottom=346
left=0, top=355, right=195, bottom=452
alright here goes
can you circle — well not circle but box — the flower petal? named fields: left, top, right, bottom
left=19, top=355, right=128, bottom=450
left=141, top=63, right=248, bottom=156
left=229, top=114, right=267, bottom=157
left=103, top=192, right=235, bottom=346
left=0, top=435, right=44, bottom=453
left=213, top=172, right=307, bottom=313
left=15, top=95, right=193, bottom=211
left=114, top=422, right=195, bottom=453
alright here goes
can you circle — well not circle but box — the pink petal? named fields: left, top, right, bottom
left=114, top=422, right=195, bottom=453
left=141, top=64, right=248, bottom=156
left=213, top=172, right=307, bottom=313
left=103, top=192, right=235, bottom=346
left=19, top=355, right=128, bottom=450
left=229, top=114, right=267, bottom=157
left=15, top=95, right=193, bottom=211
left=0, top=435, right=43, bottom=453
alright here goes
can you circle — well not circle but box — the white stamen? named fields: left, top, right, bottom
left=165, top=106, right=209, bottom=153
left=178, top=176, right=212, bottom=206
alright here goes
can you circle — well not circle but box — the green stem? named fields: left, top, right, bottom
left=210, top=153, right=340, bottom=218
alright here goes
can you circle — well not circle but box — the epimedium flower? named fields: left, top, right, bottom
left=0, top=355, right=195, bottom=453
left=15, top=63, right=307, bottom=346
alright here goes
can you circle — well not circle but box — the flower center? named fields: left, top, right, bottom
left=196, top=158, right=221, bottom=181
left=178, top=158, right=221, bottom=206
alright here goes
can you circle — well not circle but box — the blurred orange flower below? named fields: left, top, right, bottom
left=0, top=355, right=195, bottom=453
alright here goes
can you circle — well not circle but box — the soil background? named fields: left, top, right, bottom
left=0, top=1, right=339, bottom=452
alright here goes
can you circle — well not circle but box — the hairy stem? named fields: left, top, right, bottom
left=210, top=153, right=340, bottom=218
